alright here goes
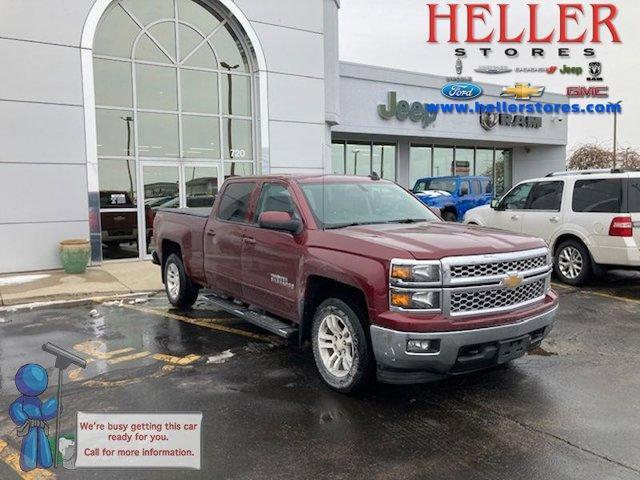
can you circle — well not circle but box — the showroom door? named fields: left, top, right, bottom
left=140, top=163, right=221, bottom=259
left=141, top=163, right=181, bottom=258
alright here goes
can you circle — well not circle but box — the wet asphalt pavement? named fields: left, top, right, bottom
left=0, top=272, right=639, bottom=480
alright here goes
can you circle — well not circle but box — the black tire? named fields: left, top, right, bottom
left=164, top=253, right=200, bottom=308
left=442, top=210, right=457, bottom=222
left=311, top=298, right=375, bottom=394
left=554, top=240, right=592, bottom=286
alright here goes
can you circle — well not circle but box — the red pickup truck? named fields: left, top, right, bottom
left=152, top=174, right=558, bottom=392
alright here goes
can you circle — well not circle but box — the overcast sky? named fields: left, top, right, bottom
left=339, top=0, right=638, bottom=155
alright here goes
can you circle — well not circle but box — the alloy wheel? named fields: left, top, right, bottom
left=317, top=313, right=355, bottom=378
left=558, top=246, right=583, bottom=280
left=166, top=262, right=180, bottom=300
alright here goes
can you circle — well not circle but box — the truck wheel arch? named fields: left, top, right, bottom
left=300, top=276, right=369, bottom=346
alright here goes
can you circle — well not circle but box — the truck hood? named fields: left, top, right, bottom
left=326, top=221, right=545, bottom=260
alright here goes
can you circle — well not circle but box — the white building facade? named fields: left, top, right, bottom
left=0, top=0, right=567, bottom=274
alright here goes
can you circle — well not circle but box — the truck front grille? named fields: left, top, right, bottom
left=449, top=278, right=546, bottom=315
left=449, top=255, right=547, bottom=279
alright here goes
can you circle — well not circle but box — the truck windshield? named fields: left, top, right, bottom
left=300, top=182, right=440, bottom=229
left=413, top=178, right=456, bottom=193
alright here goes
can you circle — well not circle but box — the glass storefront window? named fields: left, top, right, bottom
left=181, top=69, right=219, bottom=114
left=137, top=112, right=179, bottom=157
left=182, top=115, right=220, bottom=158
left=332, top=142, right=345, bottom=175
left=93, top=0, right=257, bottom=261
left=221, top=74, right=252, bottom=116
left=142, top=165, right=179, bottom=253
left=433, top=147, right=454, bottom=177
left=372, top=144, right=396, bottom=181
left=94, top=59, right=132, bottom=108
left=475, top=149, right=494, bottom=178
left=455, top=148, right=474, bottom=176
left=409, top=146, right=432, bottom=188
left=98, top=159, right=139, bottom=260
left=224, top=162, right=253, bottom=177
left=223, top=118, right=252, bottom=160
left=346, top=143, right=372, bottom=176
left=184, top=167, right=219, bottom=207
left=136, top=64, right=178, bottom=111
left=495, top=150, right=513, bottom=196
left=96, top=109, right=135, bottom=157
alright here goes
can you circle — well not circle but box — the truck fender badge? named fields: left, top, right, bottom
left=270, top=274, right=294, bottom=290
left=501, top=274, right=524, bottom=289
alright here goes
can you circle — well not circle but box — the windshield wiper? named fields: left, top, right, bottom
left=324, top=221, right=379, bottom=230
left=385, top=218, right=428, bottom=224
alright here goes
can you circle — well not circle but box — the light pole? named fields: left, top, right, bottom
left=221, top=61, right=240, bottom=175
left=609, top=100, right=622, bottom=169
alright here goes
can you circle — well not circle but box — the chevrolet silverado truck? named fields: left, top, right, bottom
left=152, top=174, right=558, bottom=393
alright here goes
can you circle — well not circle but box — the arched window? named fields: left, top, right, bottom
left=93, top=0, right=256, bottom=260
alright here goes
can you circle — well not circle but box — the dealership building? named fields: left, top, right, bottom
left=0, top=0, right=568, bottom=273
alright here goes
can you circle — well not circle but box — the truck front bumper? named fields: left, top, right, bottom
left=370, top=305, right=558, bottom=384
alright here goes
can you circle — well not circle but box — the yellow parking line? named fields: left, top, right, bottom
left=107, top=351, right=150, bottom=364
left=73, top=341, right=134, bottom=360
left=552, top=282, right=640, bottom=305
left=152, top=353, right=201, bottom=365
left=122, top=304, right=279, bottom=342
left=0, top=439, right=56, bottom=480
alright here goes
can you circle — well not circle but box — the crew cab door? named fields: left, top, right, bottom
left=241, top=182, right=304, bottom=321
left=490, top=182, right=536, bottom=232
left=203, top=181, right=258, bottom=299
left=520, top=181, right=565, bottom=243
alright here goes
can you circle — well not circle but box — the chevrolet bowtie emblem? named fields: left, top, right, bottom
left=501, top=82, right=545, bottom=100
left=502, top=274, right=523, bottom=289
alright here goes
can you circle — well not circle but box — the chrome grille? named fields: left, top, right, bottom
left=450, top=255, right=547, bottom=279
left=450, top=278, right=546, bottom=315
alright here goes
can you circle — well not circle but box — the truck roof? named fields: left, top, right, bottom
left=225, top=174, right=393, bottom=185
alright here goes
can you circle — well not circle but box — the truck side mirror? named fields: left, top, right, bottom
left=258, top=211, right=301, bottom=234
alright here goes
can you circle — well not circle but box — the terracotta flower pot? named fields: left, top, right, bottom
left=59, top=239, right=90, bottom=274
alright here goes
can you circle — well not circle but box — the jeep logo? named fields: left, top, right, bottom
left=377, top=91, right=438, bottom=128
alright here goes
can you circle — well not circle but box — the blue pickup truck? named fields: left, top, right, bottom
left=412, top=176, right=493, bottom=222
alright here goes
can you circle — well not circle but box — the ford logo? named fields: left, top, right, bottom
left=441, top=82, right=483, bottom=101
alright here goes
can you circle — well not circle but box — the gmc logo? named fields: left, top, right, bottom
left=566, top=86, right=609, bottom=98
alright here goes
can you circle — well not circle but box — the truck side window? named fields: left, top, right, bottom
left=526, top=181, right=564, bottom=211
left=471, top=180, right=481, bottom=195
left=255, top=183, right=298, bottom=220
left=500, top=183, right=534, bottom=210
left=482, top=179, right=492, bottom=194
left=217, top=182, right=256, bottom=223
left=629, top=178, right=640, bottom=213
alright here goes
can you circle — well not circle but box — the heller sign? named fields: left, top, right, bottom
left=377, top=91, right=438, bottom=128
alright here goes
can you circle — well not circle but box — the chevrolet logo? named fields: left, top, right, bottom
left=501, top=274, right=523, bottom=289
left=501, top=82, right=545, bottom=100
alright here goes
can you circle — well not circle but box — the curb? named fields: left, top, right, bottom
left=0, top=290, right=163, bottom=312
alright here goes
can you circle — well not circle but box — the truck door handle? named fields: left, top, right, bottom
left=206, top=231, right=216, bottom=237
left=243, top=237, right=256, bottom=245
left=511, top=215, right=519, bottom=221
left=549, top=216, right=560, bottom=223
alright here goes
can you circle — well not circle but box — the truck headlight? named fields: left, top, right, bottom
left=390, top=260, right=441, bottom=286
left=390, top=288, right=441, bottom=311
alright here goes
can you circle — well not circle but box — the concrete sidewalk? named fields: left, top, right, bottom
left=0, top=260, right=163, bottom=306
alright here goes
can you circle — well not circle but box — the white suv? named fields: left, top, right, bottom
left=464, top=170, right=640, bottom=285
